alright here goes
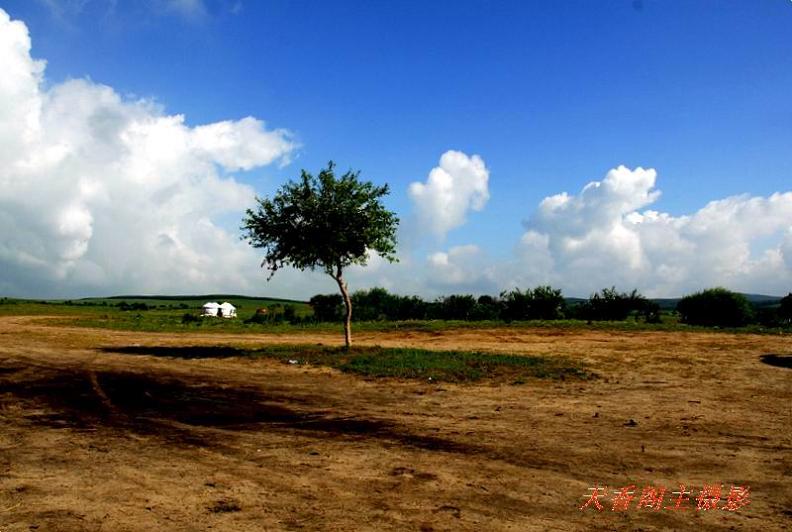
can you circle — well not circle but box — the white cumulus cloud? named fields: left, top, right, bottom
left=425, top=244, right=498, bottom=293
left=408, top=150, right=489, bottom=239
left=517, top=166, right=792, bottom=296
left=0, top=8, right=298, bottom=297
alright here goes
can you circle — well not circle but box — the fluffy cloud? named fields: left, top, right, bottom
left=408, top=150, right=489, bottom=239
left=517, top=166, right=792, bottom=296
left=343, top=245, right=497, bottom=298
left=783, top=228, right=792, bottom=271
left=426, top=245, right=493, bottom=288
left=0, top=9, right=299, bottom=297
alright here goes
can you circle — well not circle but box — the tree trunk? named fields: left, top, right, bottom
left=334, top=268, right=352, bottom=349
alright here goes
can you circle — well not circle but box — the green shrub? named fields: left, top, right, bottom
left=756, top=307, right=781, bottom=327
left=676, top=287, right=753, bottom=327
left=499, top=286, right=566, bottom=321
left=117, top=301, right=150, bottom=311
left=244, top=312, right=270, bottom=324
left=779, top=293, right=792, bottom=326
left=436, top=294, right=478, bottom=320
left=309, top=294, right=344, bottom=322
left=640, top=300, right=662, bottom=323
left=181, top=313, right=200, bottom=324
left=572, top=287, right=648, bottom=321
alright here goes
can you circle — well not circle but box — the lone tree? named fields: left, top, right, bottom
left=241, top=162, right=399, bottom=348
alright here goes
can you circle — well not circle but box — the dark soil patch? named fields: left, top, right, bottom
left=208, top=498, right=242, bottom=513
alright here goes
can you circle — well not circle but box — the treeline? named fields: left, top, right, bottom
left=306, top=286, right=792, bottom=329
left=310, top=286, right=660, bottom=323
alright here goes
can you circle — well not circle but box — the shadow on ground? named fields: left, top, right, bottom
left=0, top=359, right=477, bottom=456
left=760, top=354, right=792, bottom=369
left=101, top=345, right=251, bottom=359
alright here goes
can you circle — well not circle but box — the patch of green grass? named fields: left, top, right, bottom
left=334, top=347, right=593, bottom=382
left=110, top=344, right=595, bottom=383
left=0, top=300, right=96, bottom=316
left=48, top=311, right=323, bottom=333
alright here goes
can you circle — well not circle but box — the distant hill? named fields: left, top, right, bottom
left=70, top=294, right=309, bottom=309
left=97, top=294, right=307, bottom=304
left=653, top=293, right=783, bottom=310
left=742, top=293, right=787, bottom=304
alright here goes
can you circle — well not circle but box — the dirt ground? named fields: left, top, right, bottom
left=0, top=316, right=790, bottom=531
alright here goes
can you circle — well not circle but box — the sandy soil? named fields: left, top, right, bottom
left=0, top=316, right=790, bottom=531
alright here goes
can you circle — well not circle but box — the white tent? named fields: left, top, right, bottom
left=202, top=301, right=220, bottom=317
left=218, top=302, right=237, bottom=318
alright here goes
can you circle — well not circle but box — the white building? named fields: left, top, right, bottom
left=201, top=301, right=220, bottom=317
left=218, top=302, right=237, bottom=318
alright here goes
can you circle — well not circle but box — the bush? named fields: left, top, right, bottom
left=245, top=312, right=271, bottom=324
left=572, top=287, right=647, bottom=321
left=389, top=295, right=429, bottom=320
left=470, top=295, right=502, bottom=320
left=351, top=288, right=391, bottom=321
left=309, top=294, right=344, bottom=322
left=499, top=286, right=566, bottom=321
left=499, top=289, right=531, bottom=322
left=245, top=304, right=306, bottom=325
left=676, top=287, right=754, bottom=328
left=639, top=300, right=662, bottom=323
left=756, top=307, right=781, bottom=328
left=779, top=293, right=792, bottom=326
left=181, top=313, right=200, bottom=324
left=527, top=285, right=566, bottom=320
left=117, top=301, right=149, bottom=311
left=436, top=295, right=477, bottom=320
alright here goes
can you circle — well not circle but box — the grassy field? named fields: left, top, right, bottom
left=0, top=296, right=314, bottom=321
left=2, top=298, right=789, bottom=336
left=0, top=312, right=789, bottom=530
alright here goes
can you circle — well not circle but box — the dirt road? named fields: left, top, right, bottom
left=1, top=316, right=790, bottom=530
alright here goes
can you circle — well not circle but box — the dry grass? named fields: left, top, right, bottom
left=0, top=315, right=790, bottom=531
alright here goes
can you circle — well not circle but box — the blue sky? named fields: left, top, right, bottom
left=0, top=1, right=791, bottom=298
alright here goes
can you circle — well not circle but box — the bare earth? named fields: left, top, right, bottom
left=0, top=316, right=790, bottom=531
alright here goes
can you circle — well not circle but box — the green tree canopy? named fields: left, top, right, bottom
left=676, top=287, right=754, bottom=328
left=241, top=162, right=399, bottom=347
left=777, top=292, right=792, bottom=325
